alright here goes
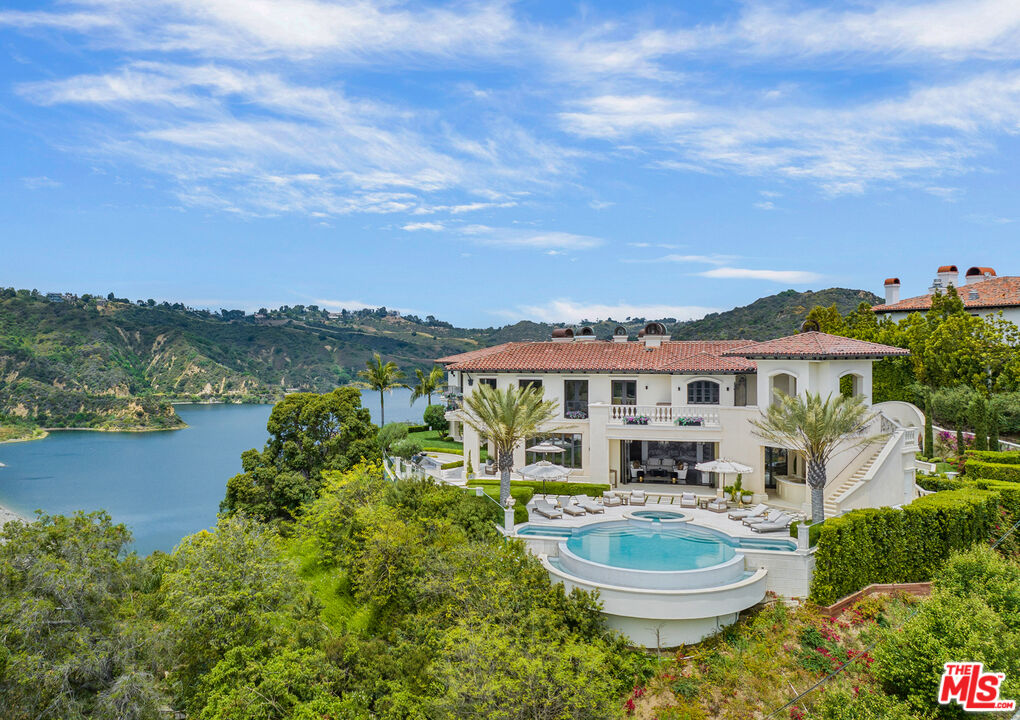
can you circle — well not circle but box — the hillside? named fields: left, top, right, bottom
left=673, top=287, right=881, bottom=340
left=0, top=286, right=879, bottom=431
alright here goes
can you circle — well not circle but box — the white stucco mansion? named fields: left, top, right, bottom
left=439, top=324, right=923, bottom=518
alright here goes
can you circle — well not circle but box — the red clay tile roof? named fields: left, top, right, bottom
left=722, top=332, right=909, bottom=359
left=872, top=276, right=1020, bottom=313
left=441, top=340, right=757, bottom=374
left=435, top=343, right=513, bottom=364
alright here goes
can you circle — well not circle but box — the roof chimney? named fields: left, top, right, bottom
left=551, top=328, right=574, bottom=343
left=931, top=265, right=958, bottom=293
left=883, top=277, right=901, bottom=305
left=575, top=326, right=597, bottom=342
left=964, top=266, right=996, bottom=285
left=641, top=322, right=668, bottom=349
left=612, top=325, right=628, bottom=343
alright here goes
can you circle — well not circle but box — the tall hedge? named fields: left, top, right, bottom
left=968, top=450, right=1020, bottom=465
left=964, top=459, right=1020, bottom=483
left=810, top=488, right=1000, bottom=604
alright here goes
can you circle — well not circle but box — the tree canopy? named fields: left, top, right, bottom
left=221, top=387, right=379, bottom=521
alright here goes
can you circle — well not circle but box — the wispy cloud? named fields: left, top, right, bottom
left=22, top=176, right=62, bottom=189
left=699, top=267, right=822, bottom=283
left=460, top=225, right=604, bottom=251
left=623, top=253, right=733, bottom=265
left=402, top=222, right=444, bottom=232
left=314, top=298, right=417, bottom=314
left=495, top=299, right=720, bottom=324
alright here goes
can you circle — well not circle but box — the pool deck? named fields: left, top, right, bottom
left=521, top=497, right=802, bottom=541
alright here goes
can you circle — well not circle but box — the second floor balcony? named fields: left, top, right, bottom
left=606, top=404, right=721, bottom=428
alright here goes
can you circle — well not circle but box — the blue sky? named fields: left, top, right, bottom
left=1, top=0, right=1019, bottom=326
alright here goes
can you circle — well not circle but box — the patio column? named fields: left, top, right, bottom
left=588, top=402, right=610, bottom=483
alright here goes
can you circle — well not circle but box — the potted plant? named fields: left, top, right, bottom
left=738, top=474, right=752, bottom=503
left=465, top=451, right=474, bottom=480
left=723, top=475, right=745, bottom=504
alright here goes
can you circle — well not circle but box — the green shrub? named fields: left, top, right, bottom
left=389, top=438, right=422, bottom=460
left=809, top=488, right=1000, bottom=604
left=873, top=546, right=1020, bottom=716
left=965, top=458, right=1020, bottom=482
left=405, top=424, right=429, bottom=433
left=422, top=446, right=461, bottom=455
left=968, top=449, right=1020, bottom=465
left=789, top=520, right=822, bottom=546
left=440, top=460, right=464, bottom=470
left=377, top=422, right=409, bottom=450
left=423, top=404, right=448, bottom=434
left=915, top=475, right=965, bottom=493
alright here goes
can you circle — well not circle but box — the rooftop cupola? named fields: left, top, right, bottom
left=965, top=266, right=996, bottom=284
left=931, top=264, right=958, bottom=292
left=883, top=277, right=900, bottom=305
left=641, top=322, right=669, bottom=349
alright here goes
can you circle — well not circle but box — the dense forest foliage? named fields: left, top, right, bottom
left=804, top=288, right=1020, bottom=440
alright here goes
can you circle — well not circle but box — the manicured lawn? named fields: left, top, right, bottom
left=408, top=430, right=488, bottom=460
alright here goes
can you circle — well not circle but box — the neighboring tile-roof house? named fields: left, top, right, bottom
left=872, top=276, right=1020, bottom=313
left=440, top=340, right=757, bottom=374
left=435, top=343, right=513, bottom=365
left=722, top=332, right=909, bottom=359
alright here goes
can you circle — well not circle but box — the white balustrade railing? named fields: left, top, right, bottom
left=608, top=404, right=720, bottom=427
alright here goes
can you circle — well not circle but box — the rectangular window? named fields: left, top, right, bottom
left=687, top=380, right=720, bottom=405
left=518, top=378, right=542, bottom=391
left=612, top=380, right=637, bottom=405
left=564, top=379, right=588, bottom=419
left=526, top=433, right=583, bottom=469
left=478, top=378, right=497, bottom=389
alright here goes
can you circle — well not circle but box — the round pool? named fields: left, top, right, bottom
left=565, top=521, right=735, bottom=572
left=628, top=509, right=690, bottom=523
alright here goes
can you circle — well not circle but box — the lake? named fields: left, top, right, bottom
left=0, top=387, right=429, bottom=554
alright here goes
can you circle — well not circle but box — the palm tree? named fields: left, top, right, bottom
left=356, top=353, right=408, bottom=426
left=410, top=366, right=444, bottom=407
left=461, top=384, right=559, bottom=506
left=750, top=391, right=880, bottom=524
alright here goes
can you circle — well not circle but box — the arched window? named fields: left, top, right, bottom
left=687, top=380, right=720, bottom=405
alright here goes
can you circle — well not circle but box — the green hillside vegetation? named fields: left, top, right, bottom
left=672, top=287, right=881, bottom=340
left=0, top=286, right=878, bottom=431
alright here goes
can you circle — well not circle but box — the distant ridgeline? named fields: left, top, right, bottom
left=0, top=287, right=878, bottom=430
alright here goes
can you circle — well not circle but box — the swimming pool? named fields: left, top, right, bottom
left=565, top=522, right=735, bottom=572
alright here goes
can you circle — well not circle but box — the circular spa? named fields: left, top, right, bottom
left=532, top=519, right=782, bottom=647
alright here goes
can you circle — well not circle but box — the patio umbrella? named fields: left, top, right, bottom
left=695, top=459, right=754, bottom=495
left=517, top=460, right=570, bottom=494
left=526, top=442, right=566, bottom=455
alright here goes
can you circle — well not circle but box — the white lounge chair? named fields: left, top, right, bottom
left=575, top=495, right=604, bottom=514
left=532, top=500, right=562, bottom=519
left=630, top=490, right=647, bottom=506
left=744, top=509, right=785, bottom=527
left=679, top=492, right=697, bottom=508
left=558, top=496, right=586, bottom=516
left=728, top=503, right=768, bottom=521
left=751, top=512, right=794, bottom=533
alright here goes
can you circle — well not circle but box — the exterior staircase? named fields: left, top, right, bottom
left=824, top=444, right=884, bottom=518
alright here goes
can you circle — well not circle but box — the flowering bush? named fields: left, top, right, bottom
left=674, top=417, right=703, bottom=426
left=564, top=410, right=588, bottom=419
left=624, top=415, right=650, bottom=425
